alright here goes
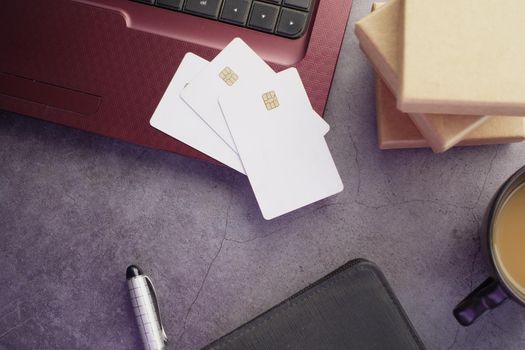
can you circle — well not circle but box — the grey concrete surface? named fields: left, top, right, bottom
left=2, top=1, right=525, bottom=349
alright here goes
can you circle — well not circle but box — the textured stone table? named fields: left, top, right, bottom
left=1, top=1, right=525, bottom=349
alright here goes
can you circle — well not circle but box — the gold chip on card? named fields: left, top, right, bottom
left=262, top=90, right=279, bottom=110
left=219, top=67, right=238, bottom=86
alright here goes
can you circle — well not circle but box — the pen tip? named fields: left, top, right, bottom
left=126, top=265, right=143, bottom=279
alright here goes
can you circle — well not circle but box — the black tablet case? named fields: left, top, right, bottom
left=202, top=259, right=426, bottom=350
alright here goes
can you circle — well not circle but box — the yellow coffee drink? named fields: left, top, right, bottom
left=493, top=183, right=525, bottom=297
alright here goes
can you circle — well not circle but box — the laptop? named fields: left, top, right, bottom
left=0, top=0, right=353, bottom=163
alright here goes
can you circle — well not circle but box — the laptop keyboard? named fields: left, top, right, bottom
left=132, top=0, right=313, bottom=38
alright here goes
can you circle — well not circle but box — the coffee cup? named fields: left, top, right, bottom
left=453, top=165, right=525, bottom=326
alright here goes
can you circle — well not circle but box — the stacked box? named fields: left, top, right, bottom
left=355, top=1, right=525, bottom=151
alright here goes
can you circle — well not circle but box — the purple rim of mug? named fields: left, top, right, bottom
left=487, top=165, right=525, bottom=304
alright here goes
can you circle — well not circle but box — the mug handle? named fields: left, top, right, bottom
left=453, top=277, right=509, bottom=326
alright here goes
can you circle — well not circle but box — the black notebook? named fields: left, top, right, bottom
left=203, top=259, right=426, bottom=350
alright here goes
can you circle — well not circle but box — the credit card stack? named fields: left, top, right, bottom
left=150, top=38, right=343, bottom=220
left=355, top=0, right=525, bottom=153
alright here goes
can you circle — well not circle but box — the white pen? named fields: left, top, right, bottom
left=126, top=265, right=168, bottom=350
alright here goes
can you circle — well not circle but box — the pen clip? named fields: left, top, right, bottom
left=145, top=276, right=168, bottom=344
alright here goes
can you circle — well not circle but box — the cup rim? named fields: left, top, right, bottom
left=488, top=165, right=525, bottom=303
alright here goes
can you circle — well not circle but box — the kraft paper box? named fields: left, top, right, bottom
left=376, top=77, right=525, bottom=150
left=400, top=0, right=525, bottom=116
left=355, top=1, right=495, bottom=153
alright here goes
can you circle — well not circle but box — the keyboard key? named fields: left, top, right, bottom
left=276, top=8, right=307, bottom=38
left=283, top=0, right=310, bottom=11
left=220, top=0, right=252, bottom=25
left=248, top=2, right=279, bottom=32
left=156, top=0, right=184, bottom=10
left=132, top=0, right=313, bottom=38
left=184, top=0, right=223, bottom=19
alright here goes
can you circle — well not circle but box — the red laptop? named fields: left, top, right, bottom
left=1, top=0, right=352, bottom=164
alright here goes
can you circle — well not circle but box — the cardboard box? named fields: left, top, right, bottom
left=400, top=0, right=525, bottom=116
left=355, top=1, right=491, bottom=152
left=376, top=77, right=525, bottom=149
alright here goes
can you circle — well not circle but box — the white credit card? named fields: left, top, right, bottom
left=218, top=75, right=344, bottom=220
left=278, top=67, right=329, bottom=136
left=150, top=53, right=245, bottom=174
left=180, top=38, right=275, bottom=151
